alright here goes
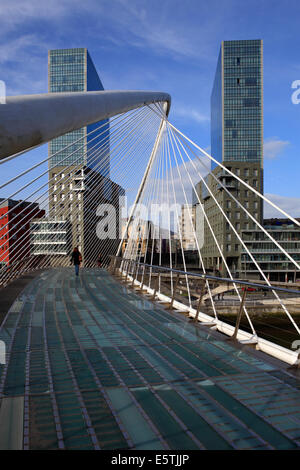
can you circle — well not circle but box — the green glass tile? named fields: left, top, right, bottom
left=198, top=381, right=297, bottom=450
left=101, top=440, right=129, bottom=450
left=64, top=435, right=93, bottom=448
left=133, top=388, right=200, bottom=450
left=156, top=388, right=232, bottom=450
left=106, top=387, right=164, bottom=450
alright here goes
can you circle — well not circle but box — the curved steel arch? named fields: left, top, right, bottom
left=0, top=90, right=171, bottom=160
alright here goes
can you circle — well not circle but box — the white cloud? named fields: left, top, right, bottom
left=264, top=193, right=300, bottom=219
left=172, top=106, right=209, bottom=124
left=146, top=155, right=211, bottom=209
left=0, top=0, right=228, bottom=96
left=98, top=0, right=220, bottom=61
left=0, top=35, right=49, bottom=95
left=264, top=138, right=290, bottom=159
left=0, top=0, right=77, bottom=30
left=0, top=35, right=40, bottom=64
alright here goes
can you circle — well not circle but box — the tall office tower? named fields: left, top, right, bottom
left=48, top=48, right=109, bottom=174
left=199, top=39, right=263, bottom=276
left=48, top=48, right=114, bottom=263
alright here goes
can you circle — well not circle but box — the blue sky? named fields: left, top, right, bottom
left=1, top=0, right=300, bottom=215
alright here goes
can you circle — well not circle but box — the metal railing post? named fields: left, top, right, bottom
left=231, top=288, right=247, bottom=341
left=124, top=260, right=131, bottom=283
left=194, top=280, right=206, bottom=323
left=114, top=257, right=122, bottom=277
left=112, top=256, right=118, bottom=275
left=131, top=261, right=138, bottom=286
left=151, top=274, right=160, bottom=300
left=118, top=257, right=125, bottom=276
left=116, top=257, right=122, bottom=275
left=166, top=273, right=180, bottom=310
left=140, top=265, right=146, bottom=291
left=108, top=255, right=115, bottom=274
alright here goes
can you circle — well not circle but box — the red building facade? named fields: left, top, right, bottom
left=0, top=199, right=45, bottom=267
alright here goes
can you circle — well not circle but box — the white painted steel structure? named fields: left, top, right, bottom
left=0, top=90, right=171, bottom=160
left=0, top=90, right=299, bottom=368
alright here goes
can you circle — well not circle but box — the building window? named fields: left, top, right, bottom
left=245, top=77, right=257, bottom=86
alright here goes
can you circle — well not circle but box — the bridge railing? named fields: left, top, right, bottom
left=109, top=255, right=300, bottom=367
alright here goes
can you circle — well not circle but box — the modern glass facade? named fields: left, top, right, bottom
left=198, top=40, right=264, bottom=276
left=211, top=40, right=263, bottom=169
left=211, top=49, right=223, bottom=169
left=240, top=222, right=300, bottom=282
left=48, top=48, right=109, bottom=176
left=46, top=48, right=123, bottom=264
left=31, top=220, right=72, bottom=256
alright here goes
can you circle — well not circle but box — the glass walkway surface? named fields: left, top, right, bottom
left=0, top=268, right=300, bottom=450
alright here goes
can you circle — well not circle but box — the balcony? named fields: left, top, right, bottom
left=217, top=173, right=237, bottom=191
left=72, top=180, right=85, bottom=191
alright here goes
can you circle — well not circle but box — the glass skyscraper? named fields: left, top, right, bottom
left=47, top=48, right=114, bottom=262
left=197, top=39, right=264, bottom=276
left=48, top=48, right=109, bottom=176
left=211, top=39, right=263, bottom=169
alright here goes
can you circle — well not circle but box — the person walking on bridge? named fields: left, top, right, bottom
left=71, top=247, right=82, bottom=276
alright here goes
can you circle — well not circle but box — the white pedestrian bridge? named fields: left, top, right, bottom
left=0, top=90, right=299, bottom=450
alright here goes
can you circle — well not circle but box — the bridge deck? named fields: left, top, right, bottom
left=0, top=268, right=300, bottom=450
